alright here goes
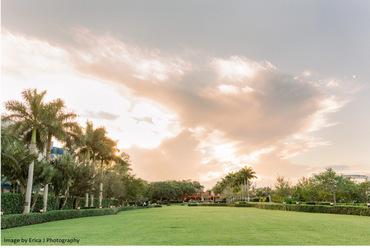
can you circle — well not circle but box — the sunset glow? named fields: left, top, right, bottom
left=2, top=1, right=370, bottom=189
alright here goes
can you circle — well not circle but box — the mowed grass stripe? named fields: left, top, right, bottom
left=2, top=206, right=370, bottom=245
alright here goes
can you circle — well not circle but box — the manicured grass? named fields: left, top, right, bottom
left=2, top=205, right=370, bottom=245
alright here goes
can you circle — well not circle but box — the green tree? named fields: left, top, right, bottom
left=42, top=98, right=82, bottom=212
left=274, top=174, right=292, bottom=204
left=313, top=167, right=349, bottom=205
left=49, top=153, right=76, bottom=210
left=3, top=88, right=49, bottom=213
left=78, top=120, right=108, bottom=207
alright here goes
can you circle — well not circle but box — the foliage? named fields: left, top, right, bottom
left=221, top=186, right=234, bottom=200
left=274, top=175, right=292, bottom=203
left=1, top=206, right=147, bottom=229
left=147, top=180, right=196, bottom=201
left=1, top=193, right=24, bottom=215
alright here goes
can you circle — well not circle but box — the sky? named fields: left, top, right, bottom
left=2, top=0, right=370, bottom=189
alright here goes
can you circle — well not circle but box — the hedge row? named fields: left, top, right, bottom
left=187, top=202, right=369, bottom=216
left=255, top=203, right=370, bottom=216
left=1, top=193, right=119, bottom=214
left=1, top=206, right=146, bottom=229
left=188, top=203, right=254, bottom=207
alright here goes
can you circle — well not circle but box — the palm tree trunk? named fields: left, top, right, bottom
left=55, top=195, right=60, bottom=210
left=30, top=186, right=40, bottom=212
left=60, top=188, right=69, bottom=210
left=85, top=150, right=90, bottom=208
left=43, top=133, right=52, bottom=212
left=23, top=129, right=37, bottom=214
left=90, top=155, right=96, bottom=207
left=99, top=159, right=104, bottom=207
left=43, top=185, right=49, bottom=212
left=75, top=196, right=81, bottom=209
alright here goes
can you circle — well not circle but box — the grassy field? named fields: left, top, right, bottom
left=2, top=204, right=370, bottom=245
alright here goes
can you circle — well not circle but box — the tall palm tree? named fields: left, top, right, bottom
left=4, top=88, right=49, bottom=213
left=96, top=136, right=118, bottom=207
left=77, top=120, right=107, bottom=207
left=41, top=98, right=82, bottom=212
left=235, top=166, right=257, bottom=201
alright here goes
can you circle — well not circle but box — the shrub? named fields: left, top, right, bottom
left=188, top=204, right=198, bottom=206
left=250, top=197, right=261, bottom=202
left=154, top=205, right=163, bottom=208
left=271, top=194, right=282, bottom=203
left=1, top=193, right=24, bottom=215
left=1, top=206, right=146, bottom=229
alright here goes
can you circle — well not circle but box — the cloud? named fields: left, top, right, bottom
left=2, top=29, right=356, bottom=188
left=61, top=30, right=349, bottom=186
left=84, top=110, right=119, bottom=120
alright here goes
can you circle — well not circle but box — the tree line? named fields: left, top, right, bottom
left=1, top=88, right=139, bottom=213
left=211, top=166, right=369, bottom=204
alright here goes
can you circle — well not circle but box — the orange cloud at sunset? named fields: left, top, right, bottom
left=1, top=28, right=366, bottom=189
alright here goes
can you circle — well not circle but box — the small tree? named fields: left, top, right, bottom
left=221, top=186, right=234, bottom=201
left=274, top=175, right=292, bottom=204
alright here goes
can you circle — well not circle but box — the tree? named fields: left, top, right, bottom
left=77, top=120, right=108, bottom=207
left=313, top=167, right=351, bottom=205
left=1, top=139, right=38, bottom=195
left=3, top=88, right=49, bottom=213
left=221, top=186, right=234, bottom=201
left=274, top=174, right=292, bottom=204
left=49, top=153, right=76, bottom=210
left=235, top=166, right=258, bottom=201
left=96, top=138, right=120, bottom=207
left=42, top=98, right=82, bottom=212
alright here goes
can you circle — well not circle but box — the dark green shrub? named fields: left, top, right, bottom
left=1, top=206, right=146, bottom=229
left=30, top=196, right=56, bottom=213
left=188, top=203, right=197, bottom=206
left=1, top=193, right=24, bottom=215
left=154, top=205, right=163, bottom=208
left=250, top=197, right=261, bottom=202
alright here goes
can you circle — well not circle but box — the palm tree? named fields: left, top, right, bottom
left=4, top=88, right=49, bottom=213
left=41, top=98, right=82, bottom=212
left=49, top=153, right=76, bottom=210
left=77, top=120, right=107, bottom=207
left=1, top=133, right=38, bottom=195
left=96, top=136, right=119, bottom=207
left=235, top=166, right=257, bottom=201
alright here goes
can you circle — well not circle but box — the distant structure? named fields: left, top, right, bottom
left=343, top=175, right=370, bottom=182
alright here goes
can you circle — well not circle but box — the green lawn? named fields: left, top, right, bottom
left=2, top=205, right=370, bottom=245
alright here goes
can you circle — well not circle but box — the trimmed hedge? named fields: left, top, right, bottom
left=254, top=203, right=370, bottom=216
left=1, top=206, right=146, bottom=229
left=1, top=193, right=24, bottom=215
left=187, top=202, right=369, bottom=217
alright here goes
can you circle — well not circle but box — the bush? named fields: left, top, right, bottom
left=254, top=203, right=370, bottom=216
left=1, top=206, right=146, bottom=229
left=250, top=197, right=261, bottom=202
left=1, top=193, right=24, bottom=215
left=259, top=197, right=269, bottom=202
left=188, top=203, right=198, bottom=206
left=271, top=194, right=282, bottom=203
left=153, top=205, right=163, bottom=208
